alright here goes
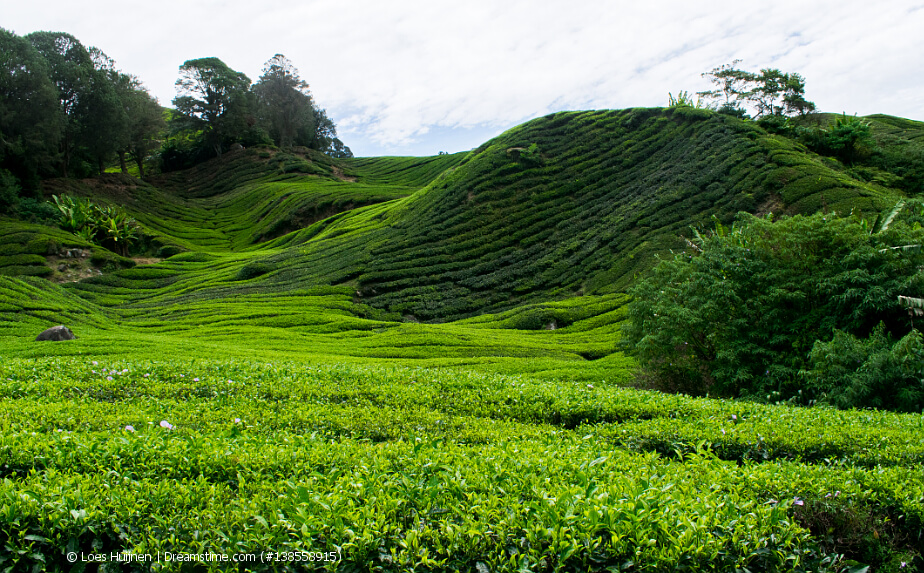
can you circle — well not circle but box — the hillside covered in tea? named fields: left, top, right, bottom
left=2, top=98, right=924, bottom=570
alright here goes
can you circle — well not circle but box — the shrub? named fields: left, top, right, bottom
left=235, top=261, right=273, bottom=281
left=805, top=325, right=924, bottom=412
left=624, top=210, right=924, bottom=406
left=799, top=114, right=875, bottom=166
left=155, top=244, right=185, bottom=258
left=15, top=197, right=58, bottom=223
left=50, top=195, right=140, bottom=256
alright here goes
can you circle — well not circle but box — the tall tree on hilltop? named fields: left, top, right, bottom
left=173, top=57, right=252, bottom=157
left=699, top=62, right=815, bottom=118
left=254, top=54, right=315, bottom=149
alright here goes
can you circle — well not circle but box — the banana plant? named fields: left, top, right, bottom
left=50, top=194, right=140, bottom=256
left=97, top=209, right=139, bottom=256
left=51, top=194, right=93, bottom=233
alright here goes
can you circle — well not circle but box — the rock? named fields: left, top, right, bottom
left=35, top=325, right=76, bottom=341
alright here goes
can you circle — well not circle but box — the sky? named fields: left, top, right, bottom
left=4, top=0, right=923, bottom=157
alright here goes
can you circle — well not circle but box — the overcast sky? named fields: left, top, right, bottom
left=4, top=1, right=923, bottom=157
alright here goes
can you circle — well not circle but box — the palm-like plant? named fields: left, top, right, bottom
left=50, top=194, right=139, bottom=256
left=52, top=194, right=93, bottom=233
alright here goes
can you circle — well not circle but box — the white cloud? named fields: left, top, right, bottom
left=4, top=0, right=923, bottom=155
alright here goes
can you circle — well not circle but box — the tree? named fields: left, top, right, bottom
left=306, top=107, right=351, bottom=156
left=81, top=47, right=129, bottom=175
left=254, top=54, right=315, bottom=148
left=624, top=210, right=924, bottom=408
left=699, top=62, right=815, bottom=119
left=0, top=28, right=62, bottom=194
left=26, top=31, right=94, bottom=176
left=173, top=57, right=252, bottom=157
left=113, top=74, right=164, bottom=177
left=698, top=60, right=750, bottom=110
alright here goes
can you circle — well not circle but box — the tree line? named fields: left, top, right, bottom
left=0, top=28, right=351, bottom=214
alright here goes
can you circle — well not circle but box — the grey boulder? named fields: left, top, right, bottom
left=35, top=325, right=76, bottom=341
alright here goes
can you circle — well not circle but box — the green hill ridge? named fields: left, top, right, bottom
left=28, top=109, right=913, bottom=317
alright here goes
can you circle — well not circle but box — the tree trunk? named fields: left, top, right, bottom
left=134, top=155, right=145, bottom=179
left=118, top=151, right=128, bottom=174
left=62, top=135, right=70, bottom=178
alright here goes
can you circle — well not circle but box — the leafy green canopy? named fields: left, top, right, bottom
left=0, top=28, right=61, bottom=198
left=169, top=54, right=351, bottom=164
left=698, top=60, right=816, bottom=118
left=173, top=57, right=255, bottom=157
left=624, top=210, right=924, bottom=410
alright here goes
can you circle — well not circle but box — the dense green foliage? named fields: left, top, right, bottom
left=794, top=114, right=924, bottom=196
left=0, top=28, right=351, bottom=209
left=0, top=28, right=61, bottom=203
left=805, top=324, right=924, bottom=411
left=799, top=114, right=875, bottom=166
left=169, top=54, right=350, bottom=165
left=51, top=194, right=139, bottom=255
left=625, top=210, right=924, bottom=410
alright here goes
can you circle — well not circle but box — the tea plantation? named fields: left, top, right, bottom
left=1, top=109, right=923, bottom=571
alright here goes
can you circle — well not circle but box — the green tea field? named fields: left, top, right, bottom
left=1, top=109, right=923, bottom=571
